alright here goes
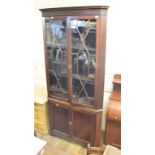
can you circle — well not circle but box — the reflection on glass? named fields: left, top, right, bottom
left=46, top=19, right=68, bottom=99
left=71, top=18, right=96, bottom=105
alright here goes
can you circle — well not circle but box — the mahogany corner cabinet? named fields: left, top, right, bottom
left=40, top=6, right=109, bottom=146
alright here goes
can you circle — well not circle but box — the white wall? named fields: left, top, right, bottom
left=34, top=0, right=110, bottom=9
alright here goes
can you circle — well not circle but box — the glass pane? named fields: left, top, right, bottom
left=71, top=18, right=96, bottom=105
left=45, top=18, right=68, bottom=99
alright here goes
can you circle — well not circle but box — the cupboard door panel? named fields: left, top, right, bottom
left=72, top=111, right=95, bottom=142
left=49, top=104, right=69, bottom=135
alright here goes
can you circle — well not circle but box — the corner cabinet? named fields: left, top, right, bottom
left=40, top=6, right=108, bottom=146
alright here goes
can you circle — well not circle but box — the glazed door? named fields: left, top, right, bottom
left=45, top=15, right=100, bottom=107
left=69, top=16, right=100, bottom=107
left=45, top=17, right=69, bottom=101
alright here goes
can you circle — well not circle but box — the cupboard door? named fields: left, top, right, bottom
left=49, top=103, right=69, bottom=135
left=72, top=111, right=95, bottom=143
left=45, top=17, right=68, bottom=100
left=70, top=16, right=99, bottom=106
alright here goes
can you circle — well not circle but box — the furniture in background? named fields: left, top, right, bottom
left=87, top=144, right=106, bottom=155
left=104, top=74, right=121, bottom=149
left=34, top=64, right=49, bottom=135
left=87, top=144, right=121, bottom=155
left=40, top=6, right=109, bottom=146
left=34, top=102, right=49, bottom=135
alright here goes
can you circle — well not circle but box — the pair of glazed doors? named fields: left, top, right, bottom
left=45, top=15, right=102, bottom=108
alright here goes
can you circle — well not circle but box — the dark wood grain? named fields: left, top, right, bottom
left=94, top=15, right=100, bottom=109
left=40, top=6, right=108, bottom=17
left=104, top=121, right=121, bottom=149
left=87, top=144, right=106, bottom=155
left=96, top=14, right=107, bottom=109
left=49, top=103, right=69, bottom=135
left=72, top=111, right=94, bottom=142
left=66, top=16, right=72, bottom=103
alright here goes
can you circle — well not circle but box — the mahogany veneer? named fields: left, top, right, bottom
left=40, top=6, right=109, bottom=146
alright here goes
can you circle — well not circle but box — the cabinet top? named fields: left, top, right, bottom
left=40, top=6, right=109, bottom=16
left=40, top=5, right=109, bottom=12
